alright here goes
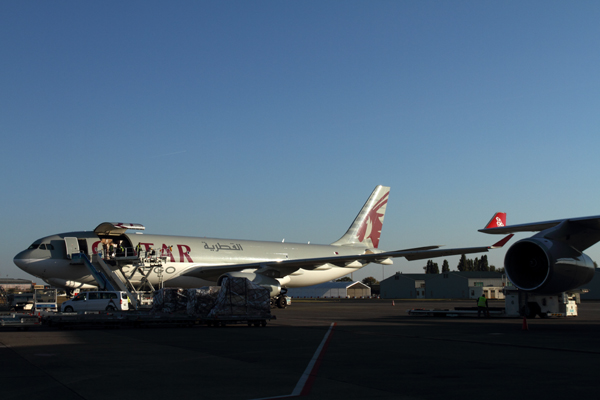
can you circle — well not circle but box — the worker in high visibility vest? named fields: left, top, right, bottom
left=477, top=293, right=490, bottom=318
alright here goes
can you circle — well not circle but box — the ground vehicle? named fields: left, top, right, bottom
left=61, top=291, right=129, bottom=312
left=34, top=287, right=57, bottom=313
left=8, top=293, right=34, bottom=311
left=504, top=287, right=583, bottom=318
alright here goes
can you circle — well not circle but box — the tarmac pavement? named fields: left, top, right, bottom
left=1, top=299, right=600, bottom=400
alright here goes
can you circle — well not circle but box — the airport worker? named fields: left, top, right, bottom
left=477, top=293, right=490, bottom=318
left=101, top=238, right=110, bottom=260
left=117, top=241, right=125, bottom=257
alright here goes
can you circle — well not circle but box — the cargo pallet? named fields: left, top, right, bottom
left=40, top=311, right=275, bottom=329
left=0, top=313, right=41, bottom=329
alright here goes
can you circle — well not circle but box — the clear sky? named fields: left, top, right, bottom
left=2, top=1, right=600, bottom=284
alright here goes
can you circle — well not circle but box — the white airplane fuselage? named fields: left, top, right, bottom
left=14, top=231, right=366, bottom=290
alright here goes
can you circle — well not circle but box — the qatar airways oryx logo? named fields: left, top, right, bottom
left=356, top=191, right=389, bottom=248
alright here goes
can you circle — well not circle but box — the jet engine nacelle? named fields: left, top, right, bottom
left=218, top=272, right=282, bottom=297
left=44, top=278, right=98, bottom=290
left=504, top=238, right=595, bottom=294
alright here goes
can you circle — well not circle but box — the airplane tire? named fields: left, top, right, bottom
left=277, top=296, right=287, bottom=309
left=521, top=302, right=540, bottom=319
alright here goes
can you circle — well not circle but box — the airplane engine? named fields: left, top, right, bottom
left=218, top=272, right=282, bottom=297
left=504, top=238, right=595, bottom=294
left=44, top=278, right=98, bottom=290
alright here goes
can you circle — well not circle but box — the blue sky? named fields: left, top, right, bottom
left=2, top=1, right=600, bottom=283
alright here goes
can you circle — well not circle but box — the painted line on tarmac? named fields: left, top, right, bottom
left=252, top=322, right=337, bottom=399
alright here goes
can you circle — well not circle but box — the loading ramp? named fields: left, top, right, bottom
left=72, top=253, right=142, bottom=309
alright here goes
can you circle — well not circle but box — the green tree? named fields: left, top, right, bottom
left=423, top=260, right=439, bottom=274
left=441, top=259, right=450, bottom=273
left=466, top=258, right=474, bottom=271
left=479, top=255, right=490, bottom=271
left=362, top=277, right=379, bottom=287
left=457, top=254, right=468, bottom=271
left=336, top=276, right=353, bottom=282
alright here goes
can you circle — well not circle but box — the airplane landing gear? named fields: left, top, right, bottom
left=271, top=295, right=288, bottom=309
left=277, top=295, right=287, bottom=309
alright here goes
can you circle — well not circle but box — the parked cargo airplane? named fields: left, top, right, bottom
left=480, top=211, right=599, bottom=294
left=14, top=186, right=510, bottom=305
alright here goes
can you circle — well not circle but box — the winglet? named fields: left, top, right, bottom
left=484, top=212, right=506, bottom=229
left=489, top=234, right=513, bottom=249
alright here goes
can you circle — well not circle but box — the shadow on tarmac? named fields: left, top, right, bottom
left=2, top=300, right=600, bottom=399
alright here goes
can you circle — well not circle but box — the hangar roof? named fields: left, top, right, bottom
left=309, top=281, right=370, bottom=290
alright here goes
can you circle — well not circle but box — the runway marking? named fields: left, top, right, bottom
left=252, top=322, right=337, bottom=399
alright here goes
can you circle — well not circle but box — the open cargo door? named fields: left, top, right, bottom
left=64, top=237, right=80, bottom=259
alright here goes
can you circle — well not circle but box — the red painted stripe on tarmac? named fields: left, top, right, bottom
left=252, top=322, right=337, bottom=400
left=298, top=322, right=336, bottom=396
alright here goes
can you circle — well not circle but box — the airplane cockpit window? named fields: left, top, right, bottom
left=28, top=243, right=40, bottom=250
left=39, top=244, right=46, bottom=250
left=47, top=244, right=54, bottom=250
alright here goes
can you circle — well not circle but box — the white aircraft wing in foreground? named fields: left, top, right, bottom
left=181, top=237, right=513, bottom=282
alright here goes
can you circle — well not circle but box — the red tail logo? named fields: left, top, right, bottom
left=356, top=191, right=389, bottom=248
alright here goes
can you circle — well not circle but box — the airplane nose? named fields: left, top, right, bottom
left=14, top=250, right=32, bottom=272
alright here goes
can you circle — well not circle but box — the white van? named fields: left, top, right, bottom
left=61, top=291, right=129, bottom=312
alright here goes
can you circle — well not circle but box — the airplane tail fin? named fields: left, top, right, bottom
left=484, top=212, right=506, bottom=229
left=331, top=185, right=390, bottom=248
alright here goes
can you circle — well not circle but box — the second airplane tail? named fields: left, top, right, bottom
left=484, top=212, right=507, bottom=229
left=331, top=185, right=390, bottom=248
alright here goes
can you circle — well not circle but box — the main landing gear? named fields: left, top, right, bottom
left=271, top=295, right=288, bottom=309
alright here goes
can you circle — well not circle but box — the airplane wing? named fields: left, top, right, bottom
left=479, top=215, right=600, bottom=252
left=181, top=235, right=513, bottom=281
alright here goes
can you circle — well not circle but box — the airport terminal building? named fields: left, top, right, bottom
left=380, top=272, right=509, bottom=299
left=286, top=281, right=371, bottom=298
left=0, top=278, right=33, bottom=292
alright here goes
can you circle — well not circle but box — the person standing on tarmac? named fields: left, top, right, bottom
left=477, top=293, right=490, bottom=318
